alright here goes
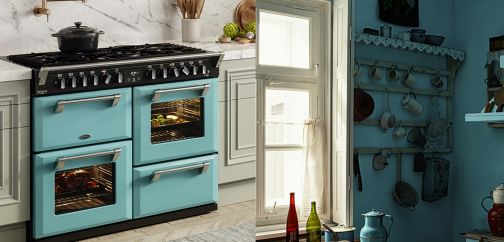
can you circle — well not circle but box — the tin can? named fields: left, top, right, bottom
left=380, top=25, right=392, bottom=38
left=324, top=226, right=355, bottom=242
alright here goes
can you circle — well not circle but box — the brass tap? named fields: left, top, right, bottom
left=34, top=0, right=87, bottom=22
left=33, top=0, right=51, bottom=22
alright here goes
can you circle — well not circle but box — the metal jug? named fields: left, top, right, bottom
left=360, top=209, right=393, bottom=242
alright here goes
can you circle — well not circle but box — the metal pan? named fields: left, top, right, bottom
left=393, top=153, right=418, bottom=211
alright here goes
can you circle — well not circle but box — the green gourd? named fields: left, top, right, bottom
left=223, top=22, right=240, bottom=38
left=244, top=20, right=256, bottom=35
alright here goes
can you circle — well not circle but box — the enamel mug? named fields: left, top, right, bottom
left=402, top=69, right=416, bottom=88
left=387, top=66, right=400, bottom=81
left=431, top=73, right=444, bottom=88
left=369, top=65, right=382, bottom=81
left=402, top=93, right=423, bottom=116
left=394, top=125, right=407, bottom=139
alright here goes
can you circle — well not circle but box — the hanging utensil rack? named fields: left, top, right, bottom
left=353, top=40, right=464, bottom=155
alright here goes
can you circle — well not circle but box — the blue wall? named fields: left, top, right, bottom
left=353, top=1, right=456, bottom=241
left=451, top=1, right=504, bottom=241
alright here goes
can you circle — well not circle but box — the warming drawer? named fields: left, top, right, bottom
left=33, top=141, right=133, bottom=239
left=132, top=154, right=218, bottom=218
left=33, top=88, right=132, bottom=152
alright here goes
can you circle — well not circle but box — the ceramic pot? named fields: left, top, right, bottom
left=360, top=209, right=393, bottom=242
left=481, top=184, right=504, bottom=236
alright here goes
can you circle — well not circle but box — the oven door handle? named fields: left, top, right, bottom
left=55, top=148, right=122, bottom=170
left=151, top=84, right=210, bottom=102
left=151, top=162, right=210, bottom=183
left=55, top=94, right=122, bottom=113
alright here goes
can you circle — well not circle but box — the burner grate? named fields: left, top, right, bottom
left=8, top=43, right=208, bottom=68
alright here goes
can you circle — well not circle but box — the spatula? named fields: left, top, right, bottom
left=195, top=0, right=205, bottom=19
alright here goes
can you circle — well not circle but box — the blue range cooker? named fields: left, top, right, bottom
left=8, top=43, right=223, bottom=241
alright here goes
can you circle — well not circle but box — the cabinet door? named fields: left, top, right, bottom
left=0, top=81, right=30, bottom=227
left=219, top=65, right=257, bottom=184
left=0, top=127, right=30, bottom=226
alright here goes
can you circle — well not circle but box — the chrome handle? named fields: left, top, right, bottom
left=55, top=148, right=122, bottom=170
left=151, top=162, right=210, bottom=183
left=151, top=84, right=210, bottom=102
left=55, top=94, right=121, bottom=113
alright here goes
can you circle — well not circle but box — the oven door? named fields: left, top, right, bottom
left=33, top=88, right=132, bottom=152
left=133, top=78, right=218, bottom=165
left=33, top=141, right=132, bottom=239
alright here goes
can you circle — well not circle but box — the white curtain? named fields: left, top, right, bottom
left=300, top=118, right=328, bottom=219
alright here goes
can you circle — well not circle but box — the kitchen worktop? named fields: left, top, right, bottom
left=0, top=59, right=32, bottom=82
left=0, top=39, right=255, bottom=83
left=173, top=38, right=256, bottom=61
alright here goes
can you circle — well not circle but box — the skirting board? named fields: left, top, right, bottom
left=219, top=178, right=256, bottom=206
left=0, top=222, right=26, bottom=242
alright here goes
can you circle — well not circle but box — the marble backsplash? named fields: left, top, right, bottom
left=0, top=0, right=240, bottom=56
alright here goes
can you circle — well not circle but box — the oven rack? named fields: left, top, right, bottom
left=151, top=128, right=202, bottom=144
left=151, top=100, right=201, bottom=112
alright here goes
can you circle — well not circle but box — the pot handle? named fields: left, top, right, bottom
left=385, top=214, right=393, bottom=240
left=481, top=196, right=493, bottom=212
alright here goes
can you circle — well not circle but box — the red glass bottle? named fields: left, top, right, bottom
left=286, top=192, right=299, bottom=242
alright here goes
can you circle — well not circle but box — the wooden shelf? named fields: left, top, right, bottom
left=356, top=83, right=451, bottom=97
left=354, top=33, right=465, bottom=61
left=488, top=87, right=502, bottom=92
left=354, top=147, right=451, bottom=155
left=356, top=119, right=428, bottom=127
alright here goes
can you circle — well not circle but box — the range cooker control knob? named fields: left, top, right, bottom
left=189, top=65, right=198, bottom=76
left=200, top=64, right=208, bottom=75
left=101, top=73, right=112, bottom=85
left=67, top=76, right=77, bottom=88
left=146, top=68, right=157, bottom=80
left=79, top=75, right=88, bottom=87
left=113, top=72, right=124, bottom=84
left=90, top=74, right=99, bottom=86
left=159, top=68, right=168, bottom=79
left=55, top=77, right=66, bottom=90
left=181, top=66, right=190, bottom=76
left=169, top=67, right=180, bottom=77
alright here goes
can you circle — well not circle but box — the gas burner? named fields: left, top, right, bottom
left=8, top=43, right=208, bottom=69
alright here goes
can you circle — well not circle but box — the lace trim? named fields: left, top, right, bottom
left=354, top=33, right=465, bottom=62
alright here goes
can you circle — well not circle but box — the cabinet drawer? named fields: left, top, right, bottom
left=33, top=88, right=132, bottom=152
left=133, top=154, right=218, bottom=218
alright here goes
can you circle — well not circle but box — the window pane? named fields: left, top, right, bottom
left=265, top=89, right=310, bottom=145
left=258, top=10, right=310, bottom=69
left=265, top=150, right=303, bottom=207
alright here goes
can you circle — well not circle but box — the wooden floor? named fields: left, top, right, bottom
left=80, top=200, right=256, bottom=242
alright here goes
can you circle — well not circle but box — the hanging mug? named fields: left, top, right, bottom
left=368, top=64, right=382, bottom=81
left=402, top=67, right=416, bottom=88
left=402, top=92, right=424, bottom=116
left=354, top=62, right=361, bottom=77
left=393, top=123, right=407, bottom=139
left=431, top=73, right=444, bottom=88
left=387, top=65, right=400, bottom=81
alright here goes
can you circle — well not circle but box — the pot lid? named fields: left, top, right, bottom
left=495, top=183, right=504, bottom=191
left=52, top=22, right=104, bottom=37
left=362, top=209, right=384, bottom=217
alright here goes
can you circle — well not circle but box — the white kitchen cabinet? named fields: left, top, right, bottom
left=218, top=59, right=257, bottom=185
left=0, top=80, right=30, bottom=227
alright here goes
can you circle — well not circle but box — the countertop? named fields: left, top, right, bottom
left=0, top=39, right=256, bottom=83
left=0, top=59, right=31, bottom=83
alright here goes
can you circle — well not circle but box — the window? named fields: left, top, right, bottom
left=256, top=0, right=353, bottom=231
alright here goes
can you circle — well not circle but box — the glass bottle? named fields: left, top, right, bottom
left=286, top=192, right=299, bottom=242
left=306, top=201, right=321, bottom=242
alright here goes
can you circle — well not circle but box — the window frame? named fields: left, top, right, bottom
left=256, top=0, right=334, bottom=227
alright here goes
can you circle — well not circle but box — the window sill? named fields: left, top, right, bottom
left=256, top=221, right=338, bottom=241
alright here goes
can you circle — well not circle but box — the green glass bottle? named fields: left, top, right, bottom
left=306, top=201, right=321, bottom=242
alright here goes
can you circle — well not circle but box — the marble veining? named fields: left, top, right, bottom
left=0, top=0, right=241, bottom=56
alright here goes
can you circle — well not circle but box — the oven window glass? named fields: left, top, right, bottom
left=151, top=98, right=204, bottom=144
left=55, top=163, right=115, bottom=215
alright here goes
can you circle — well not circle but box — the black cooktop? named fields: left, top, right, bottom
left=8, top=43, right=208, bottom=69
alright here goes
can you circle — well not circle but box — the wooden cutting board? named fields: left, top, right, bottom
left=235, top=0, right=256, bottom=30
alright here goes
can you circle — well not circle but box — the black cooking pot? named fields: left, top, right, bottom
left=52, top=22, right=104, bottom=53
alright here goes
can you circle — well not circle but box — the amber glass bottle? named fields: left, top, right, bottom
left=306, top=201, right=321, bottom=242
left=286, top=193, right=299, bottom=242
